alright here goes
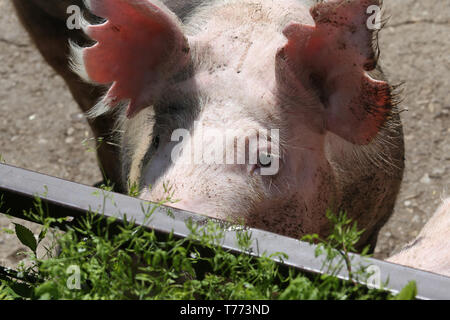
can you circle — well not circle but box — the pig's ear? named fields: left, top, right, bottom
left=281, top=0, right=393, bottom=145
left=72, top=0, right=190, bottom=118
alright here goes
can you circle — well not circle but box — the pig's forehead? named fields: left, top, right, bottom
left=195, top=111, right=275, bottom=135
left=184, top=0, right=314, bottom=35
left=164, top=68, right=282, bottom=122
left=155, top=73, right=284, bottom=135
left=180, top=1, right=315, bottom=98
left=173, top=39, right=283, bottom=109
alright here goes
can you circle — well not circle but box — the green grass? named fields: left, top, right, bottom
left=0, top=190, right=417, bottom=300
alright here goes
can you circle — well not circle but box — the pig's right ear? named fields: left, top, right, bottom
left=279, top=0, right=394, bottom=145
left=70, top=0, right=190, bottom=118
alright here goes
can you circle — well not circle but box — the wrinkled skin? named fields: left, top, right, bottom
left=13, top=0, right=405, bottom=251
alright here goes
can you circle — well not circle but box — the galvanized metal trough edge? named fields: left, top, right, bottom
left=1, top=163, right=449, bottom=300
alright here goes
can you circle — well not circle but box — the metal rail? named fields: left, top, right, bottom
left=1, top=163, right=449, bottom=300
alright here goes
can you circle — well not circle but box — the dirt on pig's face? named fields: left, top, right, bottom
left=74, top=0, right=404, bottom=247
left=130, top=75, right=337, bottom=239
left=118, top=2, right=331, bottom=238
left=126, top=92, right=338, bottom=239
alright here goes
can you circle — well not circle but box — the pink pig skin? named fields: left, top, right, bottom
left=388, top=199, right=450, bottom=277
left=14, top=0, right=405, bottom=253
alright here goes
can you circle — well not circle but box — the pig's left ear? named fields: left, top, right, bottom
left=280, top=0, right=393, bottom=145
left=73, top=0, right=190, bottom=118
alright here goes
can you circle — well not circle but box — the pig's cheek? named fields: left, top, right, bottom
left=245, top=194, right=307, bottom=238
left=289, top=166, right=338, bottom=237
left=139, top=140, right=181, bottom=189
left=245, top=166, right=337, bottom=239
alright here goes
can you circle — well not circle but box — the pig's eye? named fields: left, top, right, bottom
left=152, top=135, right=160, bottom=150
left=258, top=153, right=272, bottom=168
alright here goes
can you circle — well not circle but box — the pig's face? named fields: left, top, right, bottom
left=73, top=0, right=402, bottom=240
left=135, top=60, right=336, bottom=236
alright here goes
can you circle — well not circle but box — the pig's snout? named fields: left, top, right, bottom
left=168, top=199, right=219, bottom=218
left=139, top=187, right=230, bottom=221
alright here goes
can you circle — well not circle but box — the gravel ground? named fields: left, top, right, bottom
left=0, top=0, right=449, bottom=269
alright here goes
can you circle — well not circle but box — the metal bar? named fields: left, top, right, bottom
left=1, top=163, right=449, bottom=300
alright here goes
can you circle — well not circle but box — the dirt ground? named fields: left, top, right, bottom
left=0, top=1, right=449, bottom=269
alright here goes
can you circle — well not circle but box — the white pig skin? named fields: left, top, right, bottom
left=13, top=0, right=450, bottom=279
left=68, top=0, right=405, bottom=250
left=388, top=198, right=450, bottom=277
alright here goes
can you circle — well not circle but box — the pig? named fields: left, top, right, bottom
left=13, top=0, right=124, bottom=191
left=387, top=198, right=450, bottom=277
left=13, top=0, right=405, bottom=251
